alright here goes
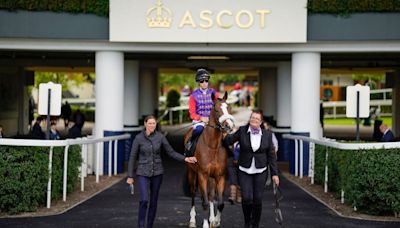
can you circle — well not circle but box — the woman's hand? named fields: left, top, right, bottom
left=126, top=177, right=134, bottom=185
left=272, top=175, right=280, bottom=186
left=185, top=157, right=197, bottom=164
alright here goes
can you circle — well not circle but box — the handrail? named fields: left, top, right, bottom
left=0, top=134, right=130, bottom=147
left=0, top=134, right=131, bottom=209
left=283, top=134, right=400, bottom=150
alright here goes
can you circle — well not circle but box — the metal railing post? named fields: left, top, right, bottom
left=324, top=146, right=329, bottom=193
left=63, top=145, right=70, bottom=202
left=114, top=140, right=118, bottom=175
left=47, top=146, right=54, bottom=208
left=294, top=139, right=298, bottom=177
left=108, top=140, right=112, bottom=177
left=299, top=140, right=304, bottom=179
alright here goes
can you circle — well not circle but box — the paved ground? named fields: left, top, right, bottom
left=0, top=156, right=398, bottom=228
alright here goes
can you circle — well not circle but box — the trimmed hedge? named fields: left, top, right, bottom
left=314, top=145, right=400, bottom=215
left=0, top=0, right=109, bottom=17
left=308, top=0, right=400, bottom=15
left=0, top=145, right=81, bottom=214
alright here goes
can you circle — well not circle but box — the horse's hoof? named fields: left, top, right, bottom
left=189, top=221, right=196, bottom=228
left=211, top=221, right=220, bottom=228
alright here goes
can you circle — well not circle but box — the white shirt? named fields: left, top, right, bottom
left=239, top=127, right=267, bottom=174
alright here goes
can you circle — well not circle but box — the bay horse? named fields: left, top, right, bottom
left=185, top=92, right=235, bottom=228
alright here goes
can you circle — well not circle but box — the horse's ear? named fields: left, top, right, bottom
left=211, top=92, right=216, bottom=101
left=223, top=91, right=228, bottom=100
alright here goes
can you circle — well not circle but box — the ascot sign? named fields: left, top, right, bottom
left=110, top=0, right=307, bottom=43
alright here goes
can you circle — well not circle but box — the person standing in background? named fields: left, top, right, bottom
left=0, top=125, right=4, bottom=138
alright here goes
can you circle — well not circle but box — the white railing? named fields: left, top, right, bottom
left=323, top=99, right=392, bottom=119
left=323, top=88, right=392, bottom=119
left=0, top=134, right=131, bottom=209
left=282, top=134, right=400, bottom=203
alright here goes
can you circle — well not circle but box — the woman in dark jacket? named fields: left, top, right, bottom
left=127, top=115, right=197, bottom=228
left=224, top=110, right=280, bottom=228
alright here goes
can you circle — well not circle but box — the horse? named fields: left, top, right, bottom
left=185, top=91, right=235, bottom=228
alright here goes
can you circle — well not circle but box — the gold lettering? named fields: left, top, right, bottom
left=216, top=10, right=232, bottom=29
left=236, top=10, right=253, bottom=29
left=179, top=11, right=197, bottom=28
left=256, top=10, right=270, bottom=28
left=199, top=10, right=213, bottom=29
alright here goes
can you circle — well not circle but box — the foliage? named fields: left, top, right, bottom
left=166, top=89, right=180, bottom=108
left=0, top=145, right=81, bottom=214
left=0, top=0, right=109, bottom=17
left=314, top=144, right=400, bottom=215
left=308, top=0, right=400, bottom=15
left=34, top=72, right=95, bottom=94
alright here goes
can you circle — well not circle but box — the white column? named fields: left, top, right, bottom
left=139, top=68, right=157, bottom=118
left=95, top=51, right=124, bottom=175
left=277, top=62, right=291, bottom=127
left=291, top=52, right=321, bottom=139
left=124, top=61, right=139, bottom=127
left=259, top=68, right=277, bottom=120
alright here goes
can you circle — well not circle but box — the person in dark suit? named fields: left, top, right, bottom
left=31, top=116, right=45, bottom=139
left=224, top=109, right=279, bottom=228
left=67, top=120, right=81, bottom=139
left=379, top=124, right=395, bottom=142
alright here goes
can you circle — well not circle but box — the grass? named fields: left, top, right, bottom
left=324, top=117, right=392, bottom=127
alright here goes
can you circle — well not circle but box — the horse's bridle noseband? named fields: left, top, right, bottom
left=208, top=106, right=235, bottom=133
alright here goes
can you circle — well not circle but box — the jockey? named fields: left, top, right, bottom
left=185, top=68, right=218, bottom=155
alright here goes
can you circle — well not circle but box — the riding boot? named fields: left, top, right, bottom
left=184, top=136, right=195, bottom=156
left=236, top=186, right=242, bottom=204
left=251, top=204, right=262, bottom=228
left=229, top=185, right=237, bottom=204
left=242, top=203, right=252, bottom=228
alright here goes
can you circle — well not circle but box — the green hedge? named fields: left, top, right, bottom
left=0, top=145, right=81, bottom=214
left=1, top=1, right=400, bottom=17
left=0, top=0, right=109, bottom=17
left=314, top=145, right=400, bottom=215
left=308, top=0, right=400, bottom=15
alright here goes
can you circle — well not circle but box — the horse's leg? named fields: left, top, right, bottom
left=188, top=167, right=197, bottom=228
left=212, top=176, right=225, bottom=228
left=207, top=178, right=216, bottom=227
left=198, top=173, right=210, bottom=228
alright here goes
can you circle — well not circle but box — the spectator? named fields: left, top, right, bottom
left=49, top=122, right=61, bottom=140
left=72, top=109, right=85, bottom=130
left=0, top=125, right=4, bottom=138
left=61, top=101, right=72, bottom=128
left=28, top=96, right=35, bottom=130
left=67, top=120, right=81, bottom=139
left=32, top=116, right=45, bottom=139
left=379, top=124, right=395, bottom=142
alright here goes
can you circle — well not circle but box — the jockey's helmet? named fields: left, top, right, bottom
left=195, top=68, right=211, bottom=82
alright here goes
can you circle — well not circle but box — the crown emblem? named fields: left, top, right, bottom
left=146, top=0, right=172, bottom=28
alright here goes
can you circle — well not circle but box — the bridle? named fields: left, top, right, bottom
left=206, top=102, right=235, bottom=133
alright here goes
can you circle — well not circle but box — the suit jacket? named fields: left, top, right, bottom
left=224, top=125, right=278, bottom=176
left=381, top=130, right=395, bottom=142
